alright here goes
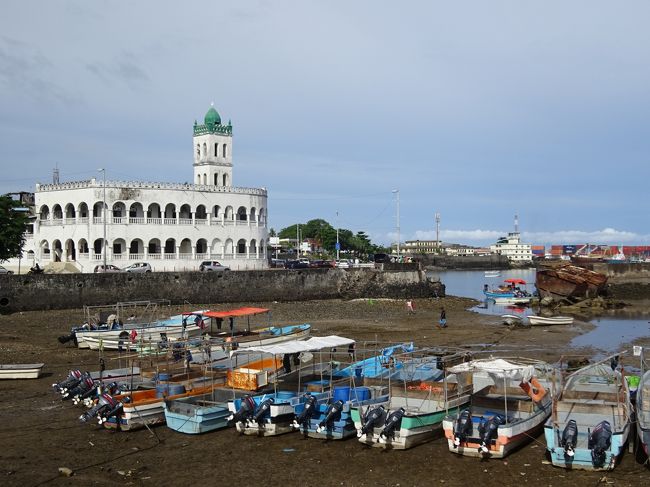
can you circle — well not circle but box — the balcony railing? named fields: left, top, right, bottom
left=163, top=253, right=176, bottom=260
left=149, top=253, right=161, bottom=260
left=163, top=218, right=176, bottom=225
left=129, top=217, right=145, bottom=224
left=179, top=218, right=193, bottom=225
left=129, top=253, right=144, bottom=260
left=113, top=217, right=125, bottom=224
left=147, top=218, right=162, bottom=225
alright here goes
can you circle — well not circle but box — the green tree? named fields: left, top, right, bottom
left=0, top=195, right=30, bottom=262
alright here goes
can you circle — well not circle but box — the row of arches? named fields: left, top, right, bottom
left=38, top=203, right=266, bottom=224
left=39, top=237, right=267, bottom=263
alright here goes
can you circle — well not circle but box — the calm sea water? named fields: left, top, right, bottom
left=427, top=268, right=650, bottom=353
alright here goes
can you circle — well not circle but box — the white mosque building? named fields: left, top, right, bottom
left=23, top=104, right=268, bottom=272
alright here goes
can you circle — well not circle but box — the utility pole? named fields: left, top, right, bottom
left=296, top=224, right=300, bottom=257
left=435, top=212, right=440, bottom=253
left=336, top=210, right=340, bottom=261
left=392, top=190, right=400, bottom=257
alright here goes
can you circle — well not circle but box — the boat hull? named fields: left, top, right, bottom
left=527, top=316, right=574, bottom=326
left=0, top=363, right=44, bottom=379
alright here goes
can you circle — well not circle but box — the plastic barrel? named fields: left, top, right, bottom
left=156, top=373, right=171, bottom=381
left=352, top=386, right=370, bottom=402
left=333, top=386, right=351, bottom=402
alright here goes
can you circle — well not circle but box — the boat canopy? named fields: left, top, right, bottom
left=203, top=307, right=270, bottom=318
left=230, top=335, right=354, bottom=357
left=448, top=359, right=535, bottom=382
left=504, top=278, right=527, bottom=285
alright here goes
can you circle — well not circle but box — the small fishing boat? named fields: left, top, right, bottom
left=0, top=363, right=44, bottom=379
left=484, top=270, right=501, bottom=278
left=493, top=296, right=532, bottom=305
left=544, top=356, right=632, bottom=470
left=165, top=388, right=248, bottom=434
left=636, top=368, right=650, bottom=457
left=351, top=350, right=473, bottom=450
left=226, top=335, right=357, bottom=437
left=501, top=315, right=524, bottom=326
left=442, top=358, right=553, bottom=459
left=484, top=279, right=530, bottom=300
left=527, top=315, right=574, bottom=326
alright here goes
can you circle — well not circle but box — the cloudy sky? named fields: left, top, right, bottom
left=1, top=1, right=649, bottom=247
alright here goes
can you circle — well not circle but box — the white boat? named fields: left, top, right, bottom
left=493, top=296, right=532, bottom=305
left=442, top=358, right=553, bottom=459
left=527, top=315, right=574, bottom=326
left=501, top=315, right=523, bottom=326
left=484, top=270, right=501, bottom=278
left=0, top=363, right=44, bottom=379
left=636, top=368, right=650, bottom=457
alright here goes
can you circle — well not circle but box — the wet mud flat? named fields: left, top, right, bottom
left=1, top=298, right=649, bottom=486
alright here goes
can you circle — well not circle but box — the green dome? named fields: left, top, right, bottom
left=204, top=106, right=221, bottom=126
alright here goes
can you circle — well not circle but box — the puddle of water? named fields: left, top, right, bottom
left=570, top=317, right=650, bottom=352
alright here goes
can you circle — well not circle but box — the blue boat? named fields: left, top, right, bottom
left=296, top=385, right=389, bottom=440
left=165, top=388, right=249, bottom=434
left=544, top=359, right=632, bottom=470
left=228, top=390, right=330, bottom=436
left=333, top=343, right=414, bottom=379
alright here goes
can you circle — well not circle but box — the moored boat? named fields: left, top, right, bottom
left=544, top=357, right=632, bottom=470
left=351, top=350, right=473, bottom=450
left=636, top=368, right=650, bottom=457
left=501, top=315, right=523, bottom=326
left=527, top=315, right=574, bottom=326
left=0, top=363, right=44, bottom=379
left=442, top=358, right=553, bottom=459
left=165, top=388, right=249, bottom=434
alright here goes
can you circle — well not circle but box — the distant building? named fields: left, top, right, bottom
left=490, top=232, right=532, bottom=262
left=402, top=239, right=440, bottom=254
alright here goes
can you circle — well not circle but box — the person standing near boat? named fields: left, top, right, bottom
left=406, top=299, right=415, bottom=315
left=437, top=307, right=447, bottom=329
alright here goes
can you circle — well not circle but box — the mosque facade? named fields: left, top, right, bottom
left=26, top=105, right=268, bottom=271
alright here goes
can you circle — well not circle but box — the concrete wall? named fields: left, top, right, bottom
left=415, top=254, right=511, bottom=269
left=0, top=268, right=445, bottom=314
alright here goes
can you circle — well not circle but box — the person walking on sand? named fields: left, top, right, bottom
left=406, top=299, right=415, bottom=315
left=437, top=307, right=447, bottom=329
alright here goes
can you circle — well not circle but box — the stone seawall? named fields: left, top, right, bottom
left=0, top=268, right=445, bottom=314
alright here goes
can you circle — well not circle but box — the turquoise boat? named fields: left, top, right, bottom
left=333, top=343, right=414, bottom=379
left=165, top=388, right=248, bottom=434
left=351, top=352, right=472, bottom=450
left=544, top=358, right=632, bottom=470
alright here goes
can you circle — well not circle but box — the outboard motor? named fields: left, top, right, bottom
left=357, top=405, right=386, bottom=440
left=79, top=393, right=119, bottom=423
left=73, top=380, right=101, bottom=405
left=478, top=414, right=505, bottom=455
left=99, top=398, right=125, bottom=425
left=588, top=420, right=612, bottom=467
left=81, top=381, right=120, bottom=408
left=561, top=419, right=579, bottom=457
left=249, top=398, right=275, bottom=426
left=316, top=400, right=344, bottom=433
left=62, top=375, right=94, bottom=400
left=53, top=370, right=83, bottom=393
left=292, top=394, right=318, bottom=429
left=228, top=395, right=256, bottom=425
left=453, top=409, right=473, bottom=448
left=379, top=407, right=406, bottom=444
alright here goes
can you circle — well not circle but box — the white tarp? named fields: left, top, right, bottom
left=230, top=335, right=354, bottom=357
left=448, top=358, right=535, bottom=382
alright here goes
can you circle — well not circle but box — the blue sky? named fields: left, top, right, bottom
left=1, top=1, right=649, bottom=247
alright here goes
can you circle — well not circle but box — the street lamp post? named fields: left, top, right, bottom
left=336, top=210, right=340, bottom=261
left=98, top=168, right=107, bottom=269
left=392, top=189, right=400, bottom=257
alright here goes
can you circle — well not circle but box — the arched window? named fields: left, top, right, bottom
left=214, top=173, right=218, bottom=185
left=222, top=174, right=228, bottom=186
left=197, top=175, right=201, bottom=184
left=214, top=143, right=218, bottom=157
left=202, top=143, right=207, bottom=156
left=196, top=144, right=200, bottom=159
left=203, top=173, right=207, bottom=185
left=222, top=143, right=227, bottom=158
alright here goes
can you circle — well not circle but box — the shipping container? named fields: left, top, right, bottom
left=623, top=246, right=635, bottom=255
left=551, top=245, right=563, bottom=251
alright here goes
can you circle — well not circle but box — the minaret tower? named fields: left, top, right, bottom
left=192, top=103, right=233, bottom=186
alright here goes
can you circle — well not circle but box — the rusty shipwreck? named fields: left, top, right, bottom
left=536, top=263, right=608, bottom=301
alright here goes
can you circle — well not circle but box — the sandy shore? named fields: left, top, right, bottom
left=1, top=297, right=648, bottom=486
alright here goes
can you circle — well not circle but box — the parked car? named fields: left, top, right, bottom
left=270, top=258, right=286, bottom=268
left=122, top=262, right=152, bottom=273
left=93, top=264, right=121, bottom=273
left=0, top=265, right=14, bottom=274
left=199, top=260, right=230, bottom=272
left=310, top=260, right=335, bottom=269
left=335, top=259, right=352, bottom=269
left=285, top=259, right=309, bottom=269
